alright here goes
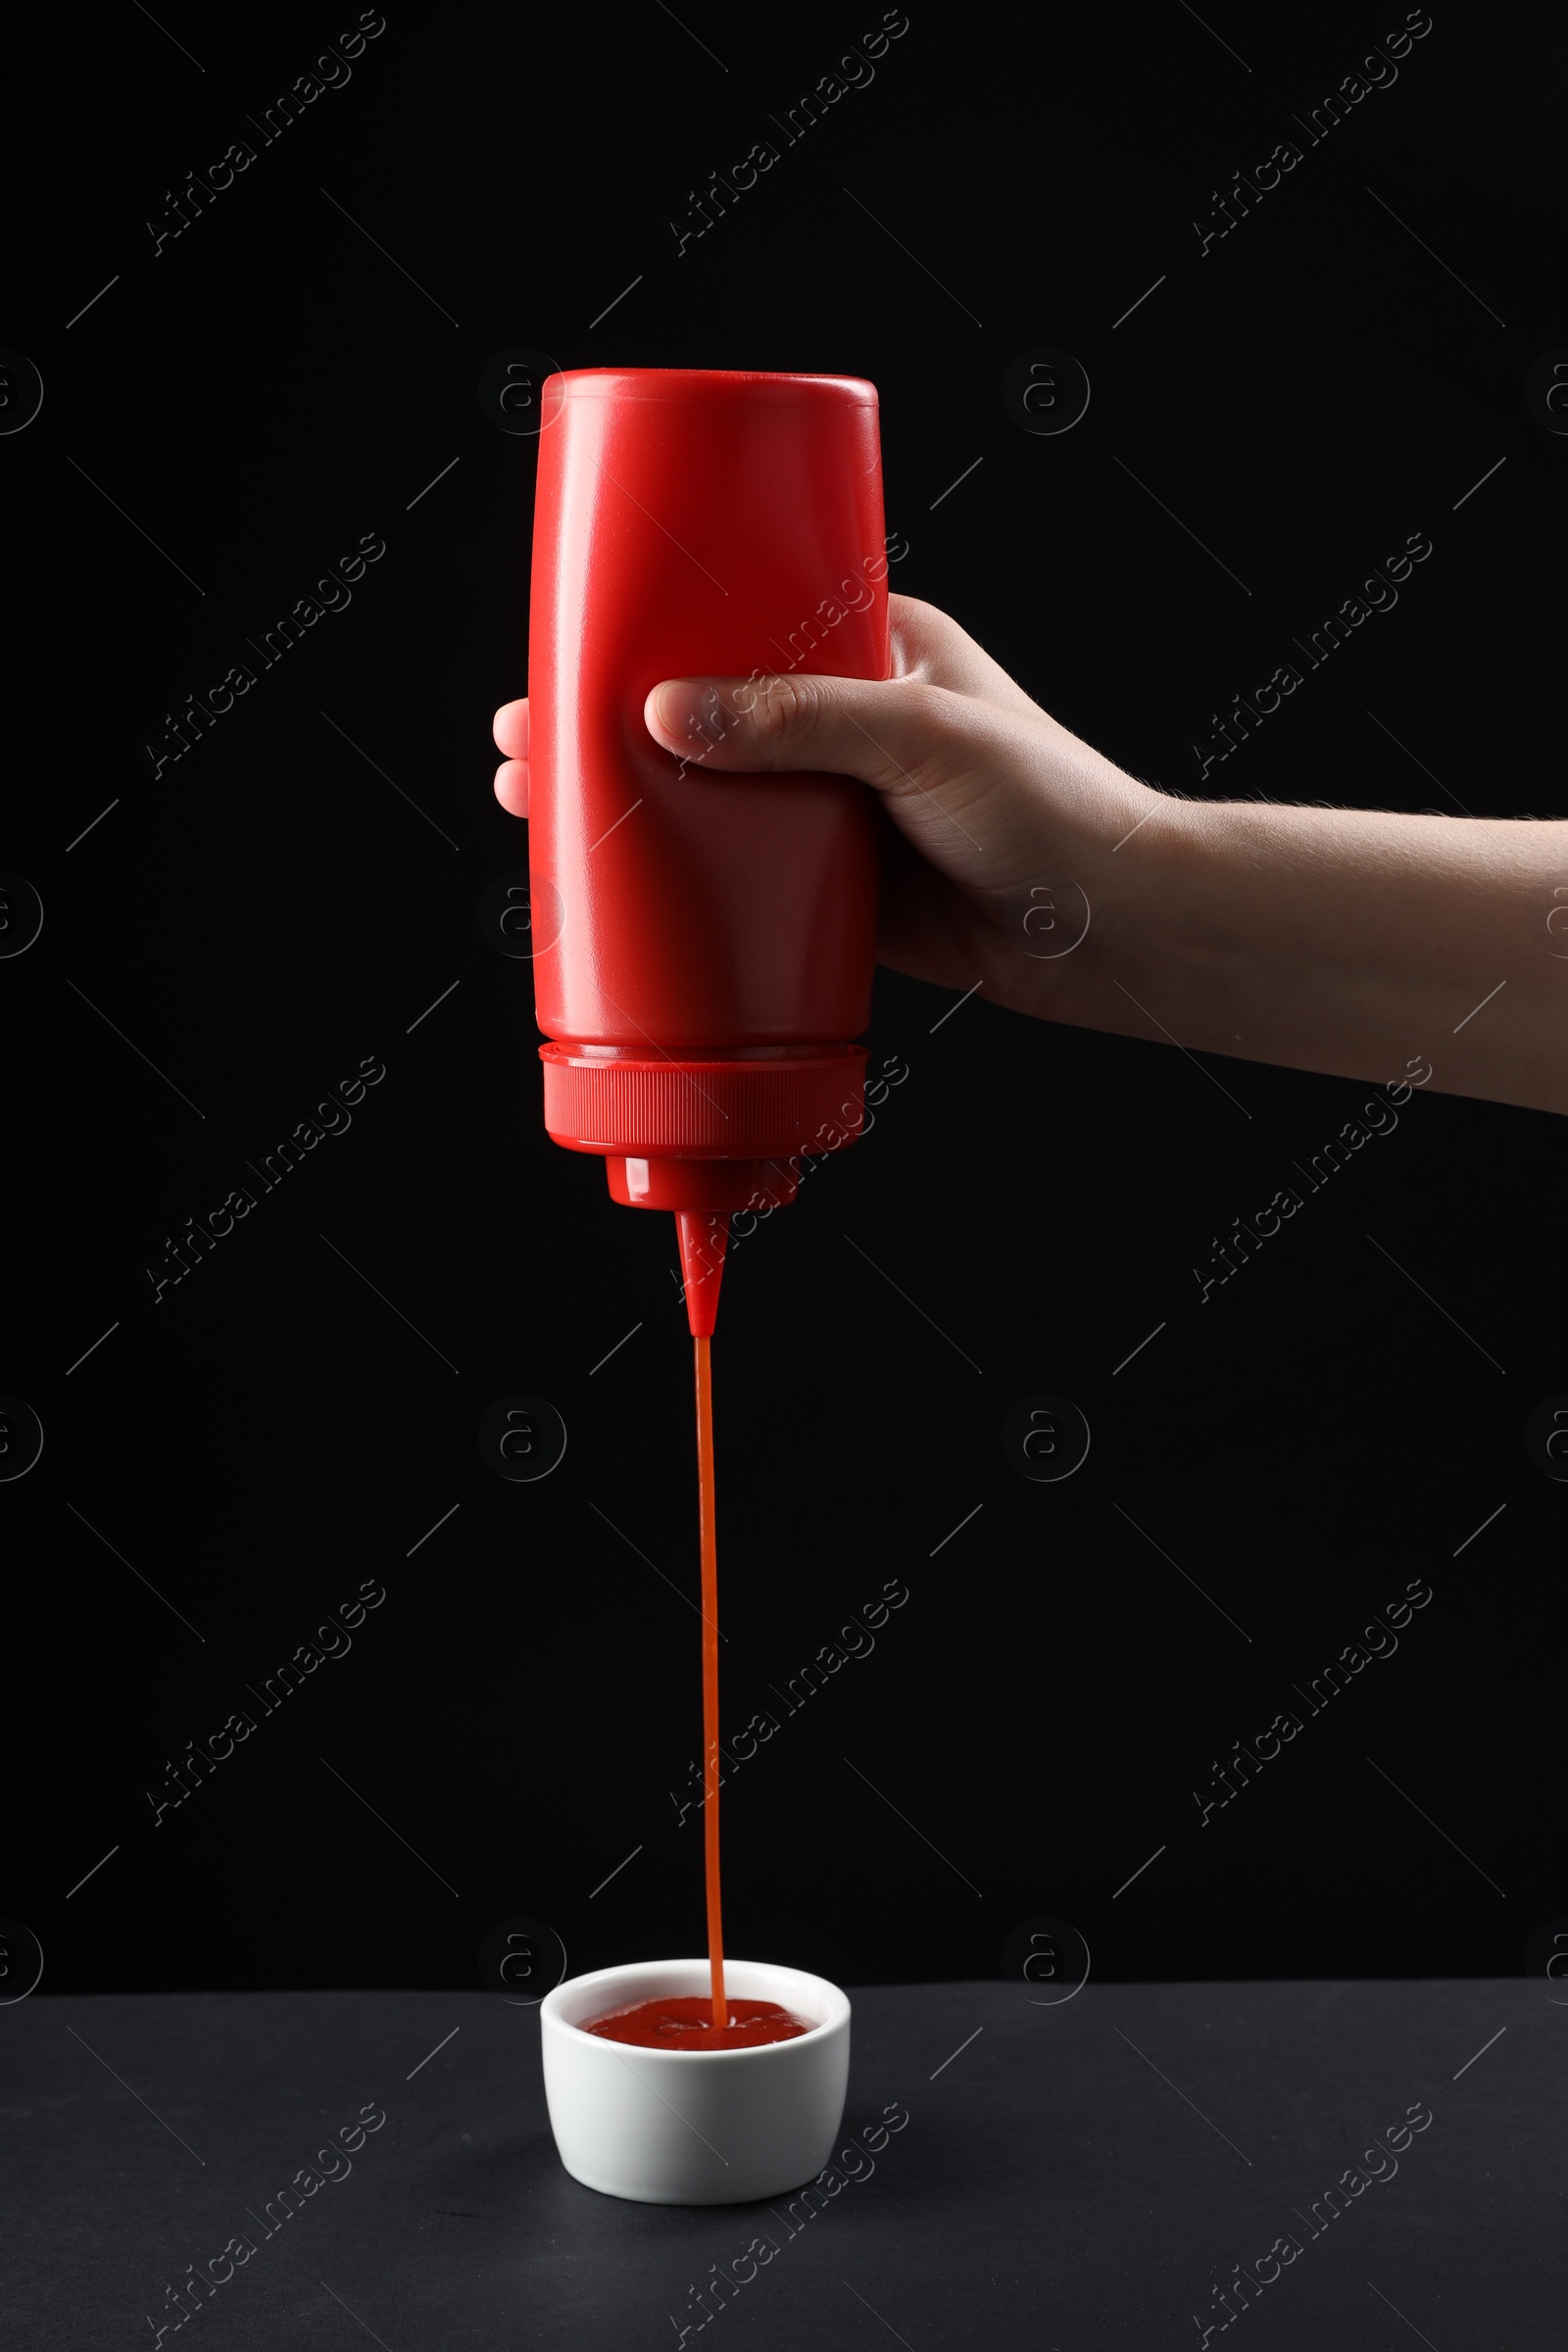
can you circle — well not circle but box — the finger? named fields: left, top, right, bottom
left=642, top=669, right=1025, bottom=894
left=643, top=668, right=980, bottom=803
left=494, top=759, right=529, bottom=818
left=493, top=697, right=529, bottom=760
left=642, top=665, right=1131, bottom=913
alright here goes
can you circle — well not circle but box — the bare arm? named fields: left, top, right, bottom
left=1105, top=796, right=1565, bottom=1115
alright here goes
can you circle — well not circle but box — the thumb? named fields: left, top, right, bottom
left=641, top=667, right=1084, bottom=914
left=643, top=669, right=963, bottom=800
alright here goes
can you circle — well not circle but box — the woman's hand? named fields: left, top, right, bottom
left=498, top=594, right=1161, bottom=1026
left=496, top=592, right=1568, bottom=1113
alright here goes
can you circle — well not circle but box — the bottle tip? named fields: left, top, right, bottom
left=676, top=1210, right=729, bottom=1338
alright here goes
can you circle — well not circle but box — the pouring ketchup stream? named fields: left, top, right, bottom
left=695, top=1330, right=725, bottom=2031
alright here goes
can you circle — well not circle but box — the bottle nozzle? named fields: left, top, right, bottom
left=676, top=1210, right=730, bottom=1338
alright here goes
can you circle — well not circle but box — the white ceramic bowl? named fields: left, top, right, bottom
left=539, top=1958, right=851, bottom=2205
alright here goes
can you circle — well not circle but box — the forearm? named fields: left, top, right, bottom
left=1082, top=797, right=1568, bottom=1115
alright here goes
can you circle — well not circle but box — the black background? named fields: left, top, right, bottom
left=7, top=0, right=1564, bottom=1999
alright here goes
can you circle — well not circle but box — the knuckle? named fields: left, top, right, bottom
left=750, top=670, right=822, bottom=756
left=887, top=676, right=951, bottom=741
left=894, top=592, right=946, bottom=634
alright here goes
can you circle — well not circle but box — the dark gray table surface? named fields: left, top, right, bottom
left=6, top=1979, right=1561, bottom=2348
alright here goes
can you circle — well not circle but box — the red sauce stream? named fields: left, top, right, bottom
left=589, top=1336, right=817, bottom=2052
left=695, top=1332, right=724, bottom=2030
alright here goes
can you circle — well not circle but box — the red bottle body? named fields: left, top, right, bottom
left=527, top=368, right=889, bottom=1213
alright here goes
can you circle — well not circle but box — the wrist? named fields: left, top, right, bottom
left=1053, top=779, right=1226, bottom=1029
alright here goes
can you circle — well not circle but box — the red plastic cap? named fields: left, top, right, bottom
left=540, top=1045, right=867, bottom=1159
left=676, top=1211, right=729, bottom=1338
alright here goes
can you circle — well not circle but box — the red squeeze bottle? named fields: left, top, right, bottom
left=526, top=366, right=890, bottom=1340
